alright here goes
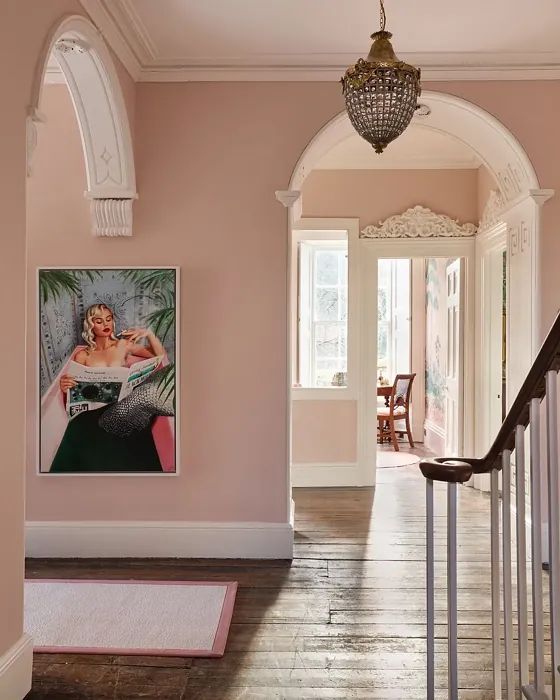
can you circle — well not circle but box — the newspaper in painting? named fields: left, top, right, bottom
left=65, top=355, right=164, bottom=418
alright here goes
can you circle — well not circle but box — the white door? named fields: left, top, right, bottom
left=488, top=248, right=506, bottom=439
left=445, top=259, right=464, bottom=456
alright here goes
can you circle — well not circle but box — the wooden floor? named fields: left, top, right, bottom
left=25, top=452, right=512, bottom=699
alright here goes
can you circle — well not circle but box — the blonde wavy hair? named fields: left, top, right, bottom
left=81, top=303, right=118, bottom=350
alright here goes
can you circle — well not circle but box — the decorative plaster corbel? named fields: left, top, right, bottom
left=275, top=190, right=301, bottom=208
left=88, top=197, right=136, bottom=237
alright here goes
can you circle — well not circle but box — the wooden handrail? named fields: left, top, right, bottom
left=420, top=312, right=560, bottom=483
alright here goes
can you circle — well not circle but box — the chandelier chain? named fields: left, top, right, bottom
left=379, top=0, right=386, bottom=31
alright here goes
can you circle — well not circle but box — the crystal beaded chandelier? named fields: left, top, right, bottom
left=341, top=0, right=422, bottom=154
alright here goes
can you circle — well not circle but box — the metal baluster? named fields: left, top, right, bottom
left=516, top=425, right=530, bottom=690
left=529, top=398, right=546, bottom=696
left=546, top=370, right=560, bottom=699
left=426, top=479, right=435, bottom=700
left=491, top=467, right=503, bottom=699
left=502, top=449, right=515, bottom=699
left=448, top=482, right=458, bottom=700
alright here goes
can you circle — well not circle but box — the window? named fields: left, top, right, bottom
left=297, top=239, right=348, bottom=388
left=377, top=259, right=411, bottom=382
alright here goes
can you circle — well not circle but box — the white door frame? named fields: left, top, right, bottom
left=444, top=258, right=466, bottom=457
left=473, top=221, right=507, bottom=491
left=360, top=237, right=476, bottom=486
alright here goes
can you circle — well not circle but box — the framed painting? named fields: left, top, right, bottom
left=38, top=267, right=178, bottom=475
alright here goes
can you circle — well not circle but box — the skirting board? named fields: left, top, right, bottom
left=0, top=634, right=32, bottom=700
left=291, top=462, right=364, bottom=487
left=26, top=521, right=294, bottom=559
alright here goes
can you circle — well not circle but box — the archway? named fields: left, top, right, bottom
left=278, top=90, right=554, bottom=495
left=28, top=15, right=137, bottom=236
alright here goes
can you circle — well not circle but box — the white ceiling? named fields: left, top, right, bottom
left=314, top=124, right=481, bottom=170
left=80, top=0, right=560, bottom=81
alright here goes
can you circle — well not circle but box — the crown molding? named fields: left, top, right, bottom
left=78, top=1, right=560, bottom=82
left=79, top=0, right=141, bottom=80
left=136, top=63, right=560, bottom=83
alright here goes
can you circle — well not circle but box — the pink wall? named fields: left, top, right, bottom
left=26, top=82, right=348, bottom=523
left=292, top=401, right=357, bottom=463
left=302, top=168, right=479, bottom=223
left=0, top=0, right=93, bottom=666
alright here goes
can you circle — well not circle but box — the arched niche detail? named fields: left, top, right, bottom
left=29, top=15, right=137, bottom=236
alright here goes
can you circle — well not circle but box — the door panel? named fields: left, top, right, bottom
left=445, top=259, right=464, bottom=456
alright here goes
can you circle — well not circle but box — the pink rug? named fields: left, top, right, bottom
left=25, top=579, right=238, bottom=658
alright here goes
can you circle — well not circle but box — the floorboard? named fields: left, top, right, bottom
left=25, top=449, right=548, bottom=699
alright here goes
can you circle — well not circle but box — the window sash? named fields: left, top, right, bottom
left=298, top=241, right=348, bottom=388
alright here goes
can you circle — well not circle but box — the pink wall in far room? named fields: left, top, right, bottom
left=292, top=167, right=479, bottom=465
left=302, top=168, right=479, bottom=224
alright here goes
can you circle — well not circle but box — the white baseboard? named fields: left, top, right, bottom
left=291, top=462, right=362, bottom=487
left=26, top=520, right=294, bottom=559
left=0, top=634, right=32, bottom=700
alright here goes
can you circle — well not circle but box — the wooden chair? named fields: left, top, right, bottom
left=377, top=373, right=416, bottom=451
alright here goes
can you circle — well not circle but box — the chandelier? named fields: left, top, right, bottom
left=341, top=0, right=421, bottom=154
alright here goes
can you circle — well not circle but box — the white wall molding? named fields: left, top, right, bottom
left=291, top=462, right=361, bottom=488
left=31, top=15, right=137, bottom=236
left=26, top=520, right=294, bottom=559
left=0, top=634, right=33, bottom=700
left=78, top=0, right=142, bottom=80
left=361, top=205, right=477, bottom=239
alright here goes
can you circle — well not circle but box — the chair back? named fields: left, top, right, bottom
left=390, top=373, right=416, bottom=413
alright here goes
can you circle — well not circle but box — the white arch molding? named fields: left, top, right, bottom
left=278, top=90, right=554, bottom=496
left=28, top=15, right=137, bottom=236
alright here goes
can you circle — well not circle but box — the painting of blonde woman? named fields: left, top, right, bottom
left=38, top=267, right=178, bottom=474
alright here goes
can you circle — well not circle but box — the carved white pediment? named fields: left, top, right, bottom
left=360, top=206, right=477, bottom=239
left=479, top=189, right=505, bottom=231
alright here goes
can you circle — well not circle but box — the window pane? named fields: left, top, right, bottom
left=316, top=251, right=339, bottom=285
left=378, top=322, right=388, bottom=365
left=315, top=288, right=339, bottom=321
left=315, top=323, right=342, bottom=358
left=297, top=239, right=348, bottom=388
left=316, top=359, right=345, bottom=387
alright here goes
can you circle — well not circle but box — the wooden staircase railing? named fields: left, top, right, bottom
left=420, top=311, right=560, bottom=699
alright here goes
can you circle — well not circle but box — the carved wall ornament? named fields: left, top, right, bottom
left=496, top=162, right=524, bottom=202
left=360, top=205, right=477, bottom=239
left=90, top=198, right=135, bottom=237
left=479, top=189, right=505, bottom=231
